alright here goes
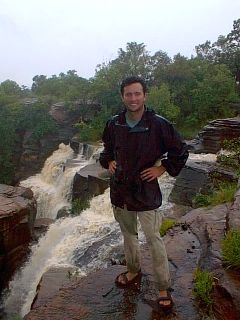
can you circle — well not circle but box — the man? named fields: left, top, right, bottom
left=99, top=76, right=189, bottom=311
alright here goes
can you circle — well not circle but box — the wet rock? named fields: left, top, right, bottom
left=56, top=206, right=71, bottom=219
left=30, top=267, right=80, bottom=310
left=180, top=203, right=240, bottom=318
left=170, top=159, right=238, bottom=206
left=33, top=218, right=54, bottom=240
left=169, top=159, right=214, bottom=206
left=0, top=184, right=37, bottom=290
left=212, top=284, right=238, bottom=320
left=228, top=185, right=240, bottom=229
left=72, top=162, right=109, bottom=202
left=25, top=265, right=178, bottom=320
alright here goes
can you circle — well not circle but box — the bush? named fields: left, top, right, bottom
left=222, top=229, right=240, bottom=269
left=71, top=198, right=90, bottom=215
left=192, top=193, right=211, bottom=207
left=160, top=219, right=176, bottom=236
left=74, top=106, right=112, bottom=143
left=217, top=138, right=240, bottom=175
left=193, top=269, right=214, bottom=307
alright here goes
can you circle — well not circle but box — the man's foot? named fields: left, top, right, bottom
left=157, top=290, right=174, bottom=310
left=115, top=270, right=142, bottom=287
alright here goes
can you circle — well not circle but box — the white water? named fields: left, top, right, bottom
left=20, top=143, right=95, bottom=219
left=3, top=148, right=216, bottom=318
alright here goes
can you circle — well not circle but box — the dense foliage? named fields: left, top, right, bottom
left=0, top=19, right=239, bottom=183
left=0, top=81, right=57, bottom=183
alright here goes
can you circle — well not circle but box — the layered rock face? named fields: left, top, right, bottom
left=0, top=184, right=37, bottom=290
left=190, top=117, right=240, bottom=153
left=189, top=117, right=240, bottom=153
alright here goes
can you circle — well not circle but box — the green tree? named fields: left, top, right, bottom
left=195, top=19, right=240, bottom=78
left=149, top=50, right=172, bottom=85
left=147, top=84, right=180, bottom=122
left=91, top=42, right=152, bottom=111
left=0, top=80, right=22, bottom=96
left=0, top=105, right=16, bottom=183
left=191, top=64, right=238, bottom=123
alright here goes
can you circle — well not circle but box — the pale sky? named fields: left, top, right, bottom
left=0, top=0, right=239, bottom=87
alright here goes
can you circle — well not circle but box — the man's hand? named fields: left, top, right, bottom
left=108, top=160, right=117, bottom=175
left=140, top=165, right=166, bottom=182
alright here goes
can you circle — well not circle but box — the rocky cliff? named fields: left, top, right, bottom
left=13, top=101, right=100, bottom=183
left=0, top=184, right=37, bottom=290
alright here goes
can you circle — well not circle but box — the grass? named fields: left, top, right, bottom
left=193, top=269, right=214, bottom=307
left=160, top=219, right=176, bottom=236
left=222, top=229, right=240, bottom=269
left=192, top=181, right=238, bottom=208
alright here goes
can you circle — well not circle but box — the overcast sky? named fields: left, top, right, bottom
left=0, top=0, right=239, bottom=87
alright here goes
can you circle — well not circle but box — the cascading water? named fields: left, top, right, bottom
left=2, top=147, right=216, bottom=318
left=20, top=143, right=96, bottom=219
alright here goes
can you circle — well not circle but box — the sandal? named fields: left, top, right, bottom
left=115, top=270, right=142, bottom=287
left=156, top=290, right=174, bottom=312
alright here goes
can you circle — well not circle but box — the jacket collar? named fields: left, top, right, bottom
left=117, top=106, right=154, bottom=125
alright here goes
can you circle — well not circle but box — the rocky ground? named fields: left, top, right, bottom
left=24, top=188, right=240, bottom=320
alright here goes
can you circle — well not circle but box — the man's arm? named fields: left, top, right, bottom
left=160, top=122, right=189, bottom=177
left=141, top=118, right=189, bottom=180
left=140, top=160, right=166, bottom=182
left=99, top=120, right=115, bottom=170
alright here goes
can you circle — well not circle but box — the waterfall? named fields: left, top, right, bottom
left=20, top=143, right=96, bottom=219
left=2, top=146, right=216, bottom=318
left=3, top=189, right=118, bottom=317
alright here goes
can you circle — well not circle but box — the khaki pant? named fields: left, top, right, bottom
left=113, top=205, right=171, bottom=290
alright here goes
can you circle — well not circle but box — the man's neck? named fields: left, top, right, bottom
left=126, top=107, right=145, bottom=121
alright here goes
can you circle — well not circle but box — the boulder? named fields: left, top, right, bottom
left=72, top=162, right=109, bottom=203
left=170, top=158, right=238, bottom=206
left=169, top=159, right=214, bottom=206
left=0, top=184, right=37, bottom=290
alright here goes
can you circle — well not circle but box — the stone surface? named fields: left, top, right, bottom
left=169, top=159, right=214, bottom=206
left=170, top=158, right=238, bottom=206
left=72, top=162, right=109, bottom=202
left=33, top=218, right=55, bottom=240
left=0, top=184, right=37, bottom=290
left=189, top=117, right=240, bottom=154
left=228, top=186, right=240, bottom=229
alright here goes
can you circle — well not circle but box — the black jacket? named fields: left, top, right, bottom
left=99, top=107, right=189, bottom=211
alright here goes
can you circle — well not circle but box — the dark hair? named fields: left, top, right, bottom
left=120, top=76, right=147, bottom=96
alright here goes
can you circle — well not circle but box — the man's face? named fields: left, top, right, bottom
left=121, top=82, right=146, bottom=113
